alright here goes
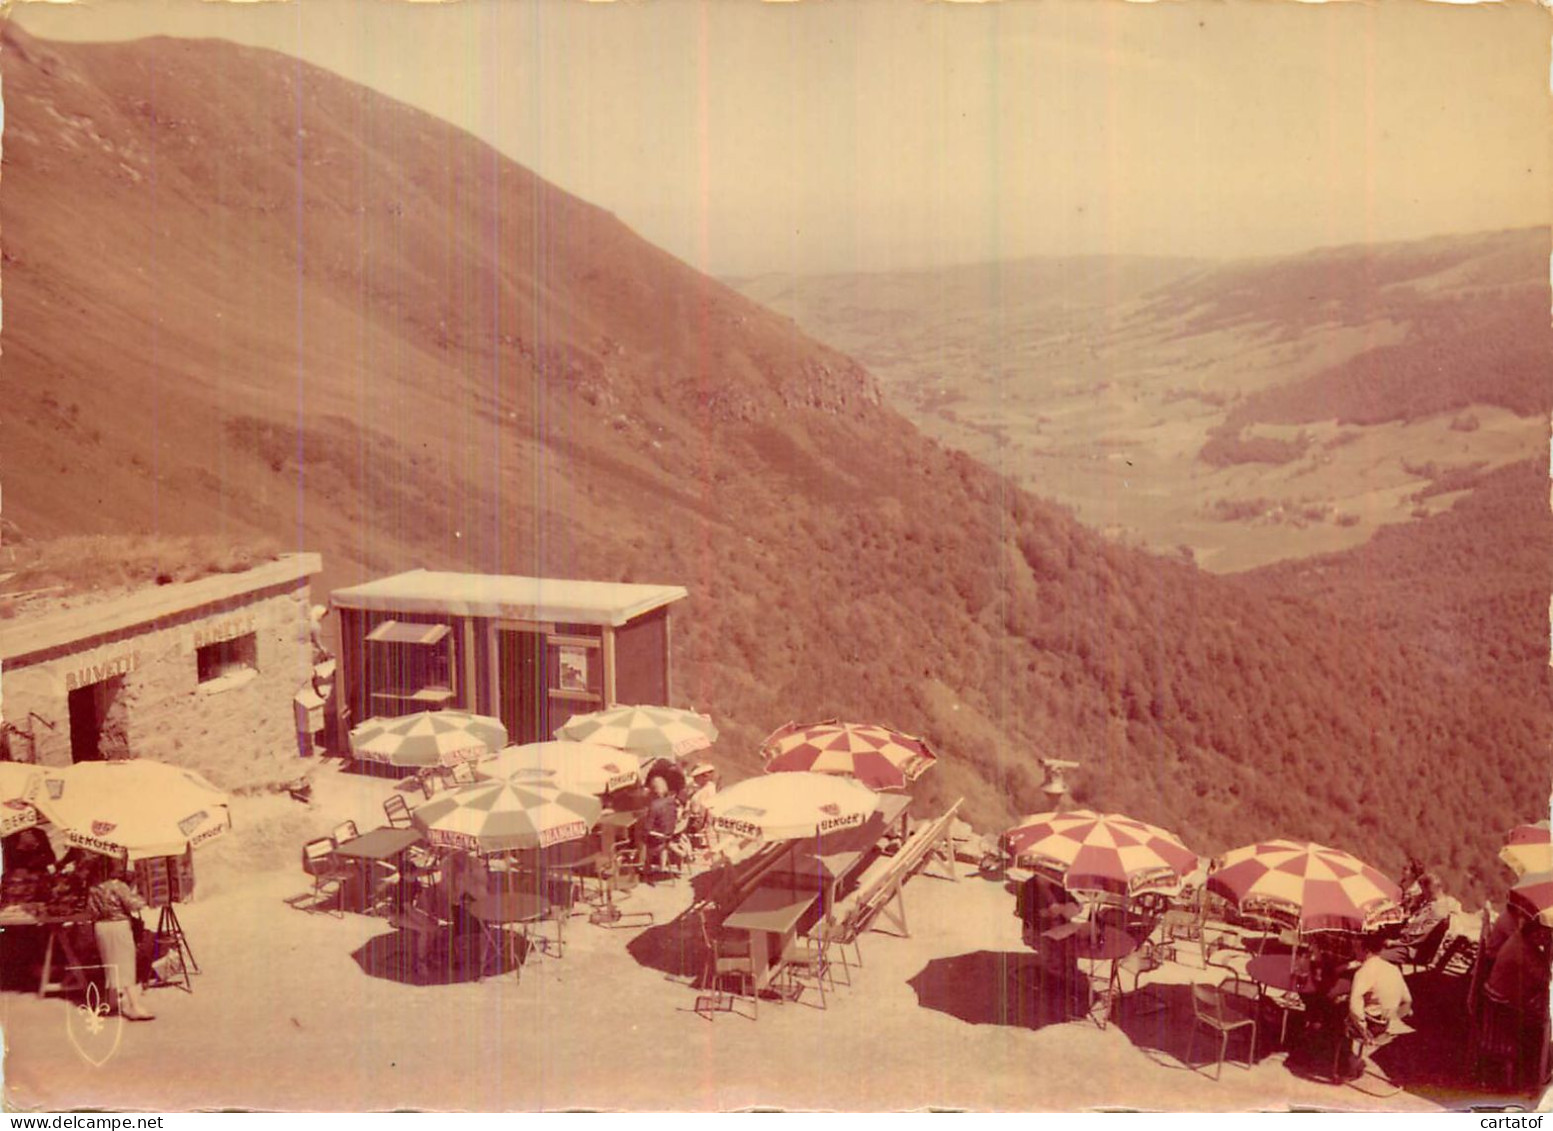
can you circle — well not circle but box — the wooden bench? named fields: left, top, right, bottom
left=828, top=799, right=964, bottom=967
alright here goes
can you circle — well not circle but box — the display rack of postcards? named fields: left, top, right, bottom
left=133, top=848, right=200, bottom=992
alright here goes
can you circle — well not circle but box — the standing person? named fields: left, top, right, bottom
left=641, top=773, right=679, bottom=882
left=85, top=858, right=155, bottom=1021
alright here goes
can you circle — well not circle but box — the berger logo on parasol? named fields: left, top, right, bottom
left=178, top=811, right=210, bottom=838
left=714, top=816, right=763, bottom=840
left=68, top=830, right=129, bottom=860
left=189, top=822, right=228, bottom=849
left=91, top=821, right=117, bottom=838
left=66, top=972, right=123, bottom=1068
left=816, top=803, right=863, bottom=835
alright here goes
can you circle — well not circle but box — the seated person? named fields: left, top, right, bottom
left=1340, top=934, right=1413, bottom=1080
left=685, top=764, right=718, bottom=832
left=1016, top=873, right=1072, bottom=950
left=1390, top=872, right=1460, bottom=952
left=388, top=870, right=448, bottom=979
left=641, top=773, right=679, bottom=880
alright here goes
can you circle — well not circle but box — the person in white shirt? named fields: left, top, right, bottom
left=1342, top=934, right=1412, bottom=1079
left=687, top=764, right=718, bottom=820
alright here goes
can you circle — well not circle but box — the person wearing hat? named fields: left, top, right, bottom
left=687, top=763, right=718, bottom=818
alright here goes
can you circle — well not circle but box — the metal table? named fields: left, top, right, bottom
left=462, top=890, right=548, bottom=979
left=334, top=827, right=425, bottom=913
left=723, top=885, right=818, bottom=993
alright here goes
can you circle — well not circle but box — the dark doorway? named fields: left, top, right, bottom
left=68, top=677, right=125, bottom=763
left=496, top=631, right=546, bottom=745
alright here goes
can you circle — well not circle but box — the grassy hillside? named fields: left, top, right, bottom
left=1, top=23, right=1544, bottom=901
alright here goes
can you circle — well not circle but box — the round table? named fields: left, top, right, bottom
left=463, top=891, right=547, bottom=979
left=1246, top=952, right=1316, bottom=995
left=1073, top=926, right=1139, bottom=1029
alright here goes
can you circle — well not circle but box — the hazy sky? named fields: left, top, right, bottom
left=15, top=0, right=1550, bottom=276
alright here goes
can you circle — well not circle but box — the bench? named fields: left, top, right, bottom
left=827, top=799, right=964, bottom=968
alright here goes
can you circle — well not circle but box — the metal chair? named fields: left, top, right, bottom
left=782, top=919, right=838, bottom=1009
left=331, top=820, right=360, bottom=845
left=1118, top=940, right=1166, bottom=1019
left=695, top=909, right=758, bottom=1020
left=300, top=838, right=348, bottom=918
left=1158, top=907, right=1205, bottom=966
left=1188, top=976, right=1260, bottom=1079
left=416, top=770, right=446, bottom=801
left=383, top=794, right=413, bottom=829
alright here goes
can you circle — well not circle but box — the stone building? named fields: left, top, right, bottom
left=0, top=554, right=322, bottom=787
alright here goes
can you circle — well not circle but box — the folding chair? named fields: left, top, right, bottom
left=416, top=770, right=446, bottom=801
left=299, top=838, right=348, bottom=918
left=782, top=919, right=838, bottom=1009
left=1118, top=940, right=1166, bottom=1019
left=1188, top=976, right=1259, bottom=1079
left=331, top=820, right=360, bottom=845
left=383, top=794, right=413, bottom=829
left=695, top=909, right=758, bottom=1019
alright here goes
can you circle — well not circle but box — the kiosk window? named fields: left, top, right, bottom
left=197, top=633, right=257, bottom=683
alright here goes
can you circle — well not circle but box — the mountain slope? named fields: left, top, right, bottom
left=1, top=23, right=1545, bottom=900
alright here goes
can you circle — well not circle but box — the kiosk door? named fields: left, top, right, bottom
left=496, top=631, right=547, bottom=745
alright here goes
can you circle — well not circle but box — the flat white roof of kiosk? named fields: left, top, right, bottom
left=331, top=571, right=688, bottom=627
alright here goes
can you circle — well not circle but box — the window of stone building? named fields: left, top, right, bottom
left=197, top=632, right=258, bottom=684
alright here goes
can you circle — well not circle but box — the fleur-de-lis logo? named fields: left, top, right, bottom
left=65, top=966, right=123, bottom=1067
left=92, top=821, right=117, bottom=837
left=78, top=981, right=110, bottom=1035
left=818, top=803, right=841, bottom=817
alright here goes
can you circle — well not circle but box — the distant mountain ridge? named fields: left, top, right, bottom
left=730, top=227, right=1551, bottom=576
left=1, top=23, right=1545, bottom=900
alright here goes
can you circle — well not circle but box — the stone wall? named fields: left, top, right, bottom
left=2, top=581, right=316, bottom=790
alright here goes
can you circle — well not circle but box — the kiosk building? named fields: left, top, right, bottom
left=329, top=570, right=688, bottom=745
